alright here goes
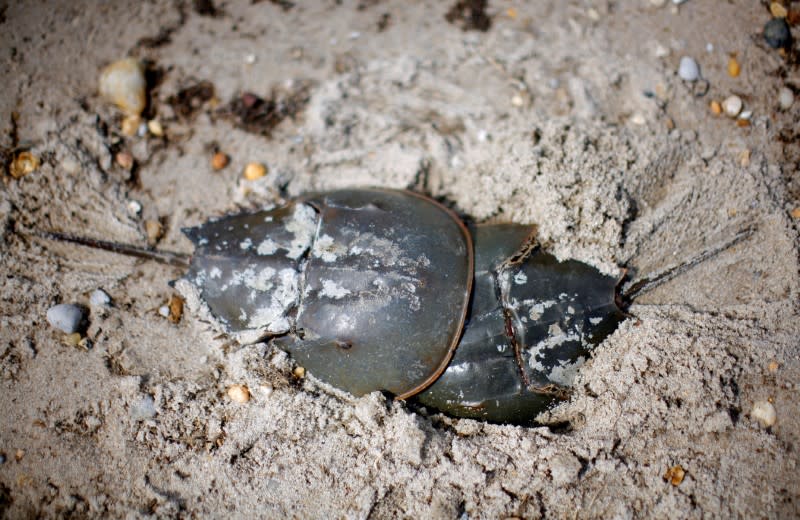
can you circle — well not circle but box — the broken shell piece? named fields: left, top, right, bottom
left=663, top=465, right=685, bottom=486
left=63, top=332, right=82, bottom=347
left=99, top=58, right=147, bottom=117
left=168, top=294, right=184, bottom=323
left=9, top=152, right=40, bottom=179
left=751, top=400, right=777, bottom=427
left=144, top=220, right=163, bottom=246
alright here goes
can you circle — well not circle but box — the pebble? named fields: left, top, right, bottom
left=722, top=95, right=743, bottom=117
left=630, top=113, right=646, bottom=125
left=158, top=305, right=170, bottom=318
left=211, top=152, right=229, bottom=170
left=751, top=401, right=777, bottom=427
left=727, top=56, right=740, bottom=77
left=243, top=162, right=267, bottom=181
left=127, top=200, right=142, bottom=216
left=770, top=1, right=788, bottom=18
left=46, top=304, right=87, bottom=333
left=89, top=289, right=112, bottom=307
left=60, top=156, right=80, bottom=174
left=293, top=366, right=306, bottom=378
left=710, top=100, right=722, bottom=115
left=778, top=87, right=794, bottom=110
left=764, top=18, right=791, bottom=49
left=99, top=58, right=146, bottom=116
left=115, top=151, right=134, bottom=170
left=147, top=119, right=164, bottom=137
left=227, top=384, right=251, bottom=403
left=678, top=56, right=700, bottom=81
left=791, top=207, right=800, bottom=219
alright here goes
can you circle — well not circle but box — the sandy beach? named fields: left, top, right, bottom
left=1, top=1, right=798, bottom=517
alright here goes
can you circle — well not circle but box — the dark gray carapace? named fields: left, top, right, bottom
left=38, top=188, right=748, bottom=426
left=175, top=188, right=623, bottom=425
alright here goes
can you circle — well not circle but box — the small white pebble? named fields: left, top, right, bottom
left=244, top=53, right=256, bottom=65
left=678, top=56, right=699, bottom=81
left=672, top=0, right=688, bottom=4
left=61, top=157, right=80, bottom=174
left=89, top=289, right=112, bottom=307
left=738, top=110, right=752, bottom=120
left=654, top=43, right=670, bottom=58
left=46, top=303, right=86, bottom=333
left=511, top=94, right=525, bottom=107
left=127, top=200, right=142, bottom=216
left=158, top=305, right=170, bottom=318
left=778, top=87, right=794, bottom=110
left=631, top=113, right=646, bottom=125
left=349, top=31, right=361, bottom=40
left=705, top=42, right=714, bottom=53
left=137, top=121, right=148, bottom=137
left=260, top=383, right=274, bottom=397
left=227, top=384, right=251, bottom=403
left=147, top=119, right=164, bottom=137
left=722, top=95, right=743, bottom=117
left=476, top=129, right=489, bottom=142
left=751, top=401, right=777, bottom=427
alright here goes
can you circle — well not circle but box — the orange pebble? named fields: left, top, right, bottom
left=727, top=57, right=740, bottom=78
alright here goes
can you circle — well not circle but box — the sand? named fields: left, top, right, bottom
left=1, top=1, right=799, bottom=517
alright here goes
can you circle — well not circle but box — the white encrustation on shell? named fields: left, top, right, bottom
left=678, top=56, right=700, bottom=81
left=46, top=303, right=87, bottom=333
left=99, top=58, right=147, bottom=117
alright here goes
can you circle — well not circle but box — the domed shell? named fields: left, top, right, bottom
left=178, top=188, right=473, bottom=399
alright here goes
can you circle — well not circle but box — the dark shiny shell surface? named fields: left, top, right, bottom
left=416, top=224, right=625, bottom=425
left=182, top=189, right=473, bottom=399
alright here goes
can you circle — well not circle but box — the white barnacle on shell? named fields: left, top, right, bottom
left=320, top=279, right=351, bottom=299
left=285, top=204, right=317, bottom=259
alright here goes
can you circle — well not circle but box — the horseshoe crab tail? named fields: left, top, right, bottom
left=620, top=226, right=756, bottom=303
left=33, top=230, right=191, bottom=269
